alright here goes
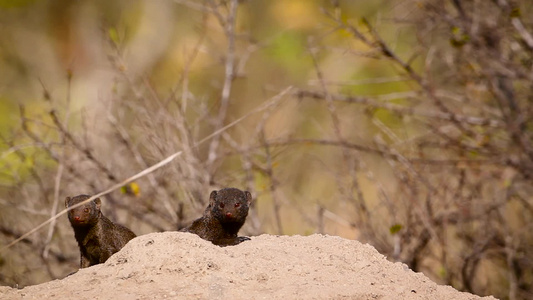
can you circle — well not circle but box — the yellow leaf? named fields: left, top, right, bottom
left=121, top=182, right=141, bottom=196
left=108, top=27, right=120, bottom=45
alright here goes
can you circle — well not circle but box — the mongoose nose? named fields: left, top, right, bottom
left=226, top=212, right=232, bottom=218
left=74, top=216, right=80, bottom=221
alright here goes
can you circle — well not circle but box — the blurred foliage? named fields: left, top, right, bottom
left=0, top=0, right=35, bottom=9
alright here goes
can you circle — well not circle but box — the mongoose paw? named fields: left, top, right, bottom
left=238, top=236, right=251, bottom=243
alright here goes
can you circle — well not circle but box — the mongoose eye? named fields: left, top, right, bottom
left=219, top=203, right=225, bottom=208
left=84, top=208, right=90, bottom=213
left=234, top=203, right=240, bottom=208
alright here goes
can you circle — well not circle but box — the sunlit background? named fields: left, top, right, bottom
left=1, top=1, right=532, bottom=299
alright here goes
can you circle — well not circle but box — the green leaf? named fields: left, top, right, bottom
left=439, top=267, right=447, bottom=278
left=0, top=0, right=35, bottom=8
left=108, top=27, right=120, bottom=45
left=510, top=7, right=520, bottom=18
left=389, top=224, right=402, bottom=235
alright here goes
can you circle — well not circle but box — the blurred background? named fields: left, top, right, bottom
left=1, top=0, right=532, bottom=299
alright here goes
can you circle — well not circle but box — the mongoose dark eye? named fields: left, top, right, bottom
left=219, top=203, right=225, bottom=208
left=84, top=208, right=90, bottom=213
left=234, top=203, right=240, bottom=208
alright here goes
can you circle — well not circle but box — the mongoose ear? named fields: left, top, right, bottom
left=65, top=197, right=71, bottom=208
left=244, top=191, right=252, bottom=205
left=209, top=190, right=218, bottom=206
left=94, top=197, right=102, bottom=209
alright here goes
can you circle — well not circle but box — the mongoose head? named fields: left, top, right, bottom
left=209, top=188, right=252, bottom=223
left=65, top=194, right=102, bottom=227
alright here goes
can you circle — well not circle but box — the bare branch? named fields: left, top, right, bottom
left=296, top=89, right=502, bottom=127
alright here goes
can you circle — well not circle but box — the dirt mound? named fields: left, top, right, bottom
left=0, top=232, right=496, bottom=299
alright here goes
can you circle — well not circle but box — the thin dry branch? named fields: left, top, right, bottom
left=496, top=0, right=533, bottom=51
left=1, top=151, right=182, bottom=251
left=206, top=0, right=239, bottom=170
left=49, top=109, right=118, bottom=182
left=107, top=113, right=178, bottom=224
left=262, top=137, right=500, bottom=167
left=43, top=73, right=73, bottom=259
left=307, top=37, right=370, bottom=228
left=296, top=89, right=502, bottom=127
left=1, top=86, right=292, bottom=251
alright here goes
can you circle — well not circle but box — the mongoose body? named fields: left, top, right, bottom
left=180, top=188, right=252, bottom=246
left=65, top=194, right=136, bottom=268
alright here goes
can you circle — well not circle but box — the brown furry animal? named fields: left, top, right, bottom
left=65, top=194, right=136, bottom=268
left=180, top=188, right=252, bottom=247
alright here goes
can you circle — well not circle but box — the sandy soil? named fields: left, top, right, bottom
left=0, top=232, right=497, bottom=299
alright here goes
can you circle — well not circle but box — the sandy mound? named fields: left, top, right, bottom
left=0, top=232, right=495, bottom=299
